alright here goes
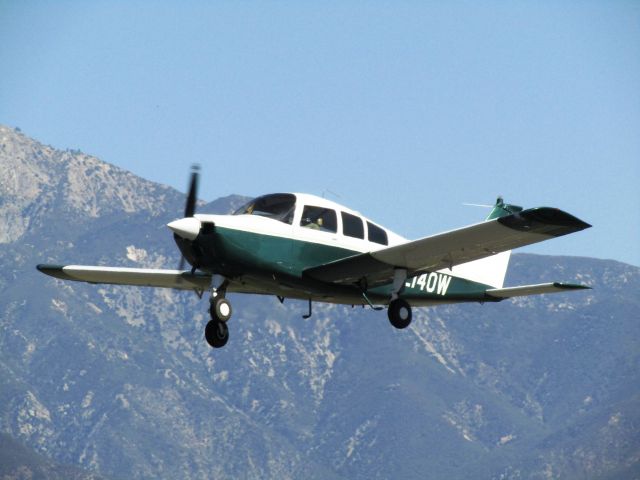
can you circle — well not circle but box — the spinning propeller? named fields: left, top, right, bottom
left=177, top=165, right=200, bottom=271
left=184, top=164, right=200, bottom=218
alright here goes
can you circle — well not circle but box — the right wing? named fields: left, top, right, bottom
left=304, top=206, right=591, bottom=287
left=37, top=264, right=211, bottom=291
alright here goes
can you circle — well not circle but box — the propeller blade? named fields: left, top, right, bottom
left=177, top=165, right=200, bottom=272
left=184, top=164, right=200, bottom=218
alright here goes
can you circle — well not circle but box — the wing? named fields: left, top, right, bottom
left=303, top=206, right=590, bottom=287
left=485, top=282, right=591, bottom=299
left=37, top=264, right=211, bottom=290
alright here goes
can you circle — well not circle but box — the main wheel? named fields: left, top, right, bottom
left=205, top=319, right=229, bottom=348
left=388, top=298, right=412, bottom=329
left=210, top=297, right=232, bottom=323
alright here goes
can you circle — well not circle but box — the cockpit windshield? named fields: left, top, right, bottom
left=233, top=193, right=296, bottom=224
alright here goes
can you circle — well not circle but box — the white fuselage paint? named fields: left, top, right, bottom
left=196, top=193, right=510, bottom=289
left=195, top=193, right=406, bottom=253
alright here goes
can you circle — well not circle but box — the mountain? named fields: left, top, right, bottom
left=0, top=432, right=108, bottom=480
left=1, top=124, right=638, bottom=479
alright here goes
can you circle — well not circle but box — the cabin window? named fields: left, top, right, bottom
left=300, top=206, right=337, bottom=233
left=367, top=221, right=388, bottom=245
left=233, top=193, right=296, bottom=224
left=341, top=212, right=364, bottom=239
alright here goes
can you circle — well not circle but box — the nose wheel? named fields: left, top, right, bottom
left=205, top=318, right=229, bottom=348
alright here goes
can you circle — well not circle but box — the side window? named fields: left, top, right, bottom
left=341, top=212, right=364, bottom=239
left=367, top=221, right=388, bottom=245
left=300, top=206, right=337, bottom=233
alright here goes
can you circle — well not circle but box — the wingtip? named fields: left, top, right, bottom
left=37, top=263, right=61, bottom=272
left=36, top=264, right=71, bottom=280
left=498, top=207, right=591, bottom=236
left=552, top=282, right=592, bottom=290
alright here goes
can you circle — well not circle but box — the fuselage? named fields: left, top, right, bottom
left=200, top=193, right=404, bottom=272
left=171, top=193, right=496, bottom=306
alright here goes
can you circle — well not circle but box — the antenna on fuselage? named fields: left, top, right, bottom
left=462, top=202, right=494, bottom=208
left=322, top=189, right=342, bottom=200
left=462, top=195, right=504, bottom=209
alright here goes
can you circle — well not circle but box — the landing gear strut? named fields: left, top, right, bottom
left=388, top=298, right=412, bottom=329
left=204, top=279, right=232, bottom=348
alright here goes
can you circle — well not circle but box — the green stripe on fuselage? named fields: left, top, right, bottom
left=383, top=271, right=492, bottom=301
left=208, top=226, right=357, bottom=277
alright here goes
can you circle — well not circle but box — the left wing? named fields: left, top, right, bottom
left=37, top=264, right=211, bottom=290
left=304, top=206, right=590, bottom=287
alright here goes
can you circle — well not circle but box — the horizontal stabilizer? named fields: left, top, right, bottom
left=36, top=264, right=211, bottom=290
left=485, top=282, right=591, bottom=299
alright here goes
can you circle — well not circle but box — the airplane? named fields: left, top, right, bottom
left=37, top=167, right=591, bottom=349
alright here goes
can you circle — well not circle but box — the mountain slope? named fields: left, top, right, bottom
left=0, top=125, right=638, bottom=479
left=0, top=432, right=107, bottom=480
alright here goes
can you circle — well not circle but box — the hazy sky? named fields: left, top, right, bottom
left=1, top=1, right=638, bottom=265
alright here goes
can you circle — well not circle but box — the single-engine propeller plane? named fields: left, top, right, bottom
left=38, top=167, right=591, bottom=349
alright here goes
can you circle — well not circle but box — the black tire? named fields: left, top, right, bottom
left=388, top=298, right=412, bottom=329
left=205, top=319, right=229, bottom=348
left=210, top=297, right=232, bottom=322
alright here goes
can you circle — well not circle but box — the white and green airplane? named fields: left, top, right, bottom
left=38, top=168, right=591, bottom=349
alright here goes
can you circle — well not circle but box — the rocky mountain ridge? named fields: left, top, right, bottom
left=0, top=125, right=638, bottom=479
left=0, top=125, right=186, bottom=244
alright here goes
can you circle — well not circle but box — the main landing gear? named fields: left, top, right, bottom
left=386, top=268, right=412, bottom=329
left=205, top=284, right=232, bottom=348
left=388, top=298, right=412, bottom=329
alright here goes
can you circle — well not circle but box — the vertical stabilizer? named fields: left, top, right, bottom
left=485, top=196, right=523, bottom=220
left=446, top=197, right=522, bottom=288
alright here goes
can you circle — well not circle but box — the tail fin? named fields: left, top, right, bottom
left=448, top=197, right=522, bottom=288
left=485, top=196, right=523, bottom=220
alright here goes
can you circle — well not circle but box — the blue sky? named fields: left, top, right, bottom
left=1, top=1, right=638, bottom=265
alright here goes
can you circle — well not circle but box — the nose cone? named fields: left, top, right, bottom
left=167, top=217, right=201, bottom=240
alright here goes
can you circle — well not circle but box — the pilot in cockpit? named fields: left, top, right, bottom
left=306, top=217, right=322, bottom=230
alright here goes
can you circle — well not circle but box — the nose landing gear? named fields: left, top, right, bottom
left=204, top=280, right=232, bottom=349
left=210, top=297, right=232, bottom=323
left=205, top=318, right=229, bottom=348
